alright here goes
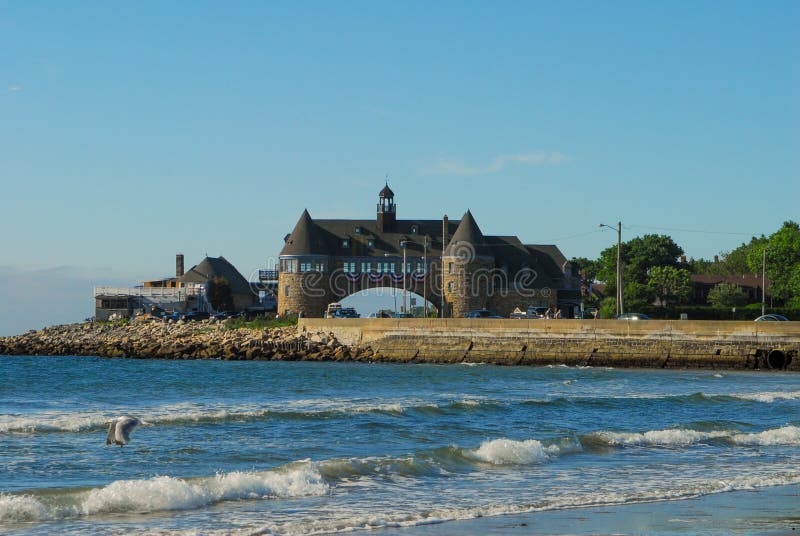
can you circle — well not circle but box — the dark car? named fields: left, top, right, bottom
left=182, top=311, right=210, bottom=322
left=394, top=312, right=414, bottom=318
left=466, top=309, right=503, bottom=319
left=163, top=312, right=182, bottom=321
left=617, top=313, right=651, bottom=320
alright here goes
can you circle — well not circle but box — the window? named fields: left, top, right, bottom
left=389, top=262, right=396, bottom=273
left=367, top=239, right=375, bottom=248
left=411, top=225, right=418, bottom=234
left=416, top=261, right=424, bottom=273
left=355, top=226, right=362, bottom=235
left=448, top=262, right=454, bottom=274
left=341, top=239, right=350, bottom=248
left=300, top=262, right=313, bottom=272
left=447, top=281, right=454, bottom=292
left=284, top=285, right=290, bottom=297
left=314, top=261, right=326, bottom=272
left=343, top=261, right=357, bottom=273
left=282, top=259, right=298, bottom=273
left=361, top=261, right=371, bottom=273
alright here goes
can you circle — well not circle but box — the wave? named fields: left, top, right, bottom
left=585, top=425, right=800, bottom=448
left=0, top=462, right=327, bottom=523
left=0, top=397, right=499, bottom=435
left=729, top=391, right=800, bottom=403
left=465, top=438, right=574, bottom=465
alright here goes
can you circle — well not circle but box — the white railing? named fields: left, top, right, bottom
left=94, top=285, right=202, bottom=298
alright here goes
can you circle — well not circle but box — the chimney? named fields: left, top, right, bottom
left=442, top=215, right=449, bottom=248
left=680, top=255, right=687, bottom=265
left=714, top=255, right=719, bottom=264
left=176, top=253, right=185, bottom=277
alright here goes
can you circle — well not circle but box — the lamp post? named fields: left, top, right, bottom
left=423, top=237, right=428, bottom=318
left=599, top=222, right=624, bottom=317
left=401, top=240, right=408, bottom=313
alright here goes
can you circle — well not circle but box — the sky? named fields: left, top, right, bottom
left=1, top=1, right=798, bottom=334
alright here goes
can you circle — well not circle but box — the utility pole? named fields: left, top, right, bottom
left=762, top=247, right=766, bottom=316
left=423, top=237, right=428, bottom=318
left=600, top=222, right=624, bottom=317
left=617, top=221, right=624, bottom=316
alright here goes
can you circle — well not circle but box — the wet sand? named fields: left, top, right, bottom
left=392, top=484, right=800, bottom=535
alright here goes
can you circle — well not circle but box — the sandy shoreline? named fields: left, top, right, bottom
left=387, top=484, right=800, bottom=535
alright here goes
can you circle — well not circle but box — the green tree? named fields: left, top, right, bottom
left=706, top=282, right=747, bottom=309
left=596, top=234, right=684, bottom=298
left=207, top=276, right=234, bottom=312
left=571, top=257, right=600, bottom=282
left=647, top=266, right=691, bottom=308
left=747, top=221, right=800, bottom=306
left=691, top=236, right=767, bottom=276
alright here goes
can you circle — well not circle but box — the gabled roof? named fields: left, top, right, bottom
left=444, top=210, right=492, bottom=257
left=179, top=256, right=251, bottom=295
left=280, top=209, right=331, bottom=256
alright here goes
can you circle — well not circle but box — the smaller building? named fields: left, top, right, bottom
left=690, top=274, right=770, bottom=305
left=94, top=254, right=262, bottom=320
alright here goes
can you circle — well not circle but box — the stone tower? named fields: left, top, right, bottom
left=442, top=210, right=495, bottom=318
left=277, top=209, right=332, bottom=317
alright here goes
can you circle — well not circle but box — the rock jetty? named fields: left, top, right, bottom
left=0, top=319, right=370, bottom=361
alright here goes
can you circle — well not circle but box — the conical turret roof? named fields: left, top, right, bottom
left=444, top=210, right=492, bottom=258
left=280, top=209, right=331, bottom=256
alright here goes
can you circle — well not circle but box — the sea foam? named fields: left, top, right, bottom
left=466, top=438, right=564, bottom=465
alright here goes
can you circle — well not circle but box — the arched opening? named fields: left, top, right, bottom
left=338, top=287, right=438, bottom=318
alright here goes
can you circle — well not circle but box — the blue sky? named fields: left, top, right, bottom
left=1, top=1, right=798, bottom=333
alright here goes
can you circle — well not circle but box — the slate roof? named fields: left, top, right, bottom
left=443, top=210, right=492, bottom=258
left=278, top=205, right=572, bottom=287
left=179, top=256, right=251, bottom=295
left=379, top=184, right=395, bottom=198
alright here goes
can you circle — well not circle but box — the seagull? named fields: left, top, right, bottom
left=106, top=416, right=148, bottom=446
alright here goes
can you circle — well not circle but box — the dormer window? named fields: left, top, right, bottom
left=355, top=226, right=362, bottom=235
left=367, top=239, right=375, bottom=248
left=341, top=239, right=349, bottom=248
left=411, top=225, right=418, bottom=234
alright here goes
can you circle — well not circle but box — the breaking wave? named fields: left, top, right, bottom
left=0, top=463, right=327, bottom=523
left=586, top=425, right=800, bottom=448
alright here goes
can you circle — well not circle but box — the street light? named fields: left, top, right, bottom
left=400, top=240, right=408, bottom=313
left=423, top=237, right=429, bottom=318
left=599, top=221, right=624, bottom=317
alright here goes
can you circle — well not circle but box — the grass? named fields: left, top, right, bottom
left=224, top=314, right=298, bottom=330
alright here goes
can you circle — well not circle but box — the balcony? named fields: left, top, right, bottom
left=259, top=269, right=279, bottom=281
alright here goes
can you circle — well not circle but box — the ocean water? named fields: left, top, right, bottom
left=1, top=356, right=799, bottom=535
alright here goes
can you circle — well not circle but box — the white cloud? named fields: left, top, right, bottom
left=8, top=85, right=22, bottom=92
left=422, top=151, right=568, bottom=176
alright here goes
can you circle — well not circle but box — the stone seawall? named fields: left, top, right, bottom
left=298, top=319, right=800, bottom=370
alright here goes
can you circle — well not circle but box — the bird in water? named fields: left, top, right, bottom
left=106, top=416, right=148, bottom=446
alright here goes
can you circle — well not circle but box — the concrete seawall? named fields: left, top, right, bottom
left=298, top=319, right=800, bottom=370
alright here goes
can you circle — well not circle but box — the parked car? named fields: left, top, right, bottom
left=182, top=311, right=210, bottom=322
left=466, top=309, right=503, bottom=319
left=526, top=306, right=549, bottom=319
left=164, top=312, right=182, bottom=321
left=754, top=314, right=789, bottom=322
left=395, top=312, right=414, bottom=318
left=617, top=313, right=651, bottom=320
left=332, top=308, right=360, bottom=318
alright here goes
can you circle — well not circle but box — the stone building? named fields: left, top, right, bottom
left=278, top=185, right=580, bottom=318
